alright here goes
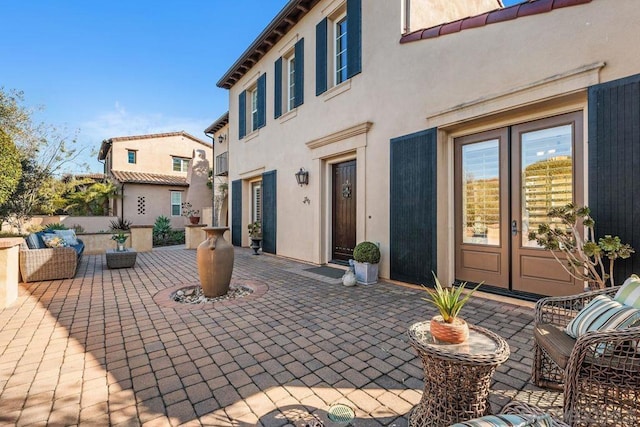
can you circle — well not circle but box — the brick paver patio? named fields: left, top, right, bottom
left=0, top=247, right=562, bottom=426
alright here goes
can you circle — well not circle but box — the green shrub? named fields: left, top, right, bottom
left=353, top=241, right=380, bottom=264
left=110, top=218, right=132, bottom=231
left=152, top=216, right=185, bottom=246
left=0, top=231, right=25, bottom=238
left=43, top=223, right=68, bottom=231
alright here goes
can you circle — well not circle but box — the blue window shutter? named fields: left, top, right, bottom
left=294, top=38, right=304, bottom=107
left=390, top=128, right=437, bottom=285
left=316, top=18, right=328, bottom=96
left=274, top=58, right=282, bottom=119
left=231, top=180, right=242, bottom=247
left=346, top=0, right=362, bottom=79
left=238, top=91, right=246, bottom=139
left=257, top=73, right=266, bottom=129
left=261, top=170, right=277, bottom=254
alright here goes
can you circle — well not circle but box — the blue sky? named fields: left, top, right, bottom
left=1, top=0, right=522, bottom=173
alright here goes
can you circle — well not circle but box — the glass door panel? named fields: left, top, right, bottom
left=461, top=140, right=501, bottom=246
left=520, top=125, right=573, bottom=248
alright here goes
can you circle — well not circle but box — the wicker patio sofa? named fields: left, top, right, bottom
left=533, top=286, right=640, bottom=426
left=450, top=401, right=569, bottom=426
left=19, top=232, right=84, bottom=282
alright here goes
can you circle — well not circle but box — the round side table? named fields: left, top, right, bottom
left=407, top=320, right=510, bottom=426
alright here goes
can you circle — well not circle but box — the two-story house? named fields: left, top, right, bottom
left=216, top=0, right=640, bottom=297
left=98, top=131, right=213, bottom=229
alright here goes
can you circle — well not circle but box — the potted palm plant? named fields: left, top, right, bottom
left=422, top=274, right=482, bottom=344
left=353, top=241, right=380, bottom=285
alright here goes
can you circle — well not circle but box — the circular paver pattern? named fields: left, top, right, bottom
left=153, top=278, right=268, bottom=311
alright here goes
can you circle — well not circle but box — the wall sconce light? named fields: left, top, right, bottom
left=218, top=134, right=227, bottom=144
left=295, top=168, right=309, bottom=186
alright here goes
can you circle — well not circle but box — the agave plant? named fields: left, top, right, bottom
left=422, top=273, right=482, bottom=323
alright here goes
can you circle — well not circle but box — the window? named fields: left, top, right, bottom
left=239, top=73, right=266, bottom=139
left=288, top=56, right=296, bottom=111
left=250, top=88, right=259, bottom=132
left=334, top=15, right=348, bottom=85
left=127, top=150, right=137, bottom=164
left=170, top=191, right=182, bottom=216
left=172, top=157, right=189, bottom=172
left=274, top=38, right=304, bottom=119
left=252, top=181, right=262, bottom=224
left=316, top=0, right=361, bottom=96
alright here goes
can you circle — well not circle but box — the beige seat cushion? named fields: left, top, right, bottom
left=535, top=323, right=576, bottom=369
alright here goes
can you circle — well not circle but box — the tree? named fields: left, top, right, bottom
left=64, top=180, right=119, bottom=216
left=0, top=130, right=21, bottom=205
left=0, top=87, right=88, bottom=229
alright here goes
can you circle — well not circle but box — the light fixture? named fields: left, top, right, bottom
left=218, top=134, right=227, bottom=144
left=295, top=168, right=309, bottom=186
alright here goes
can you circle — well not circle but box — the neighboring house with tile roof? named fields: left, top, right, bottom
left=215, top=0, right=640, bottom=298
left=98, top=132, right=213, bottom=229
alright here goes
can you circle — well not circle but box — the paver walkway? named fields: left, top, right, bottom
left=0, top=247, right=561, bottom=426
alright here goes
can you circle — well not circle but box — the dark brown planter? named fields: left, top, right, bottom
left=189, top=216, right=200, bottom=225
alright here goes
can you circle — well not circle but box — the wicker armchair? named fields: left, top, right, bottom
left=533, top=287, right=640, bottom=426
left=19, top=241, right=79, bottom=282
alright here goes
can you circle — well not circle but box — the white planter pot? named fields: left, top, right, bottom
left=353, top=261, right=378, bottom=285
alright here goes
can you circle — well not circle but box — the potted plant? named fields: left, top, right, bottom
left=353, top=241, right=381, bottom=285
left=181, top=202, right=200, bottom=225
left=248, top=221, right=262, bottom=255
left=422, top=273, right=482, bottom=344
left=111, top=232, right=129, bottom=252
left=528, top=203, right=634, bottom=289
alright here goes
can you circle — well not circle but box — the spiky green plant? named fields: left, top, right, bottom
left=422, top=273, right=482, bottom=323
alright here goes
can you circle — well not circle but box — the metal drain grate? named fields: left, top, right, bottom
left=327, top=404, right=355, bottom=423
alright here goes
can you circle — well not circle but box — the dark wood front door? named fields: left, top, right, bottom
left=332, top=160, right=356, bottom=262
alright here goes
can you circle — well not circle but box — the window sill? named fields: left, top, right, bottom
left=322, top=79, right=351, bottom=102
left=279, top=108, right=298, bottom=124
left=243, top=129, right=260, bottom=142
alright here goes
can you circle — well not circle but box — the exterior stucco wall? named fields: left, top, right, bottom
left=225, top=0, right=640, bottom=282
left=108, top=134, right=212, bottom=176
left=212, top=124, right=230, bottom=227
left=121, top=183, right=187, bottom=230
left=405, top=0, right=500, bottom=33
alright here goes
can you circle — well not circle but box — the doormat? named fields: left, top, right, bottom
left=304, top=266, right=346, bottom=279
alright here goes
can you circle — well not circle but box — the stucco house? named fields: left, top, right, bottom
left=215, top=0, right=640, bottom=298
left=98, top=131, right=213, bottom=229
left=204, top=112, right=230, bottom=227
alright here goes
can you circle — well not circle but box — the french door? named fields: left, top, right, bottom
left=454, top=112, right=584, bottom=296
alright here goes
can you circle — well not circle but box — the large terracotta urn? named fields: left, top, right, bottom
left=197, top=227, right=234, bottom=297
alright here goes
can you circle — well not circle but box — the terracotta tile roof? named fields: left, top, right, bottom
left=400, top=0, right=592, bottom=44
left=110, top=170, right=188, bottom=187
left=98, top=131, right=211, bottom=160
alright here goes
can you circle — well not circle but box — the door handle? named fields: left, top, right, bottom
left=511, top=220, right=518, bottom=236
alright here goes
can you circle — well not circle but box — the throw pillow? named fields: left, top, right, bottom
left=42, top=233, right=67, bottom=248
left=25, top=233, right=43, bottom=249
left=450, top=413, right=551, bottom=427
left=565, top=295, right=640, bottom=355
left=614, top=274, right=640, bottom=309
left=54, top=229, right=79, bottom=246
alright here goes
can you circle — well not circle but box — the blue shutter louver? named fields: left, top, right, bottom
left=261, top=170, right=277, bottom=254
left=346, top=0, right=362, bottom=79
left=231, top=180, right=242, bottom=247
left=294, top=38, right=304, bottom=107
left=390, top=128, right=438, bottom=285
left=316, top=18, right=328, bottom=96
left=274, top=58, right=282, bottom=119
left=257, top=73, right=266, bottom=129
left=238, top=91, right=246, bottom=139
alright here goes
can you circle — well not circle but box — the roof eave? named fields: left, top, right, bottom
left=205, top=111, right=230, bottom=135
left=217, top=0, right=320, bottom=89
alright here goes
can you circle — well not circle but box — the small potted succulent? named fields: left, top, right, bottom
left=181, top=202, right=200, bottom=225
left=352, top=241, right=381, bottom=285
left=422, top=273, right=482, bottom=344
left=248, top=221, right=262, bottom=255
left=111, top=232, right=129, bottom=252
